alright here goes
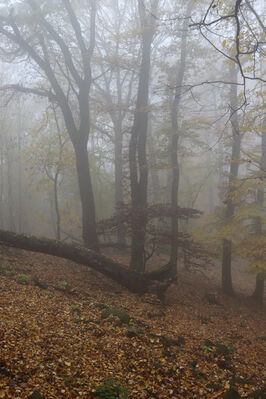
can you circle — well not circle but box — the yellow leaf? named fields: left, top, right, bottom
left=222, top=39, right=226, bottom=48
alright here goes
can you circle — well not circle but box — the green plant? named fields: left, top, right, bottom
left=71, top=305, right=81, bottom=316
left=17, top=274, right=31, bottom=285
left=0, top=261, right=13, bottom=276
left=101, top=308, right=130, bottom=326
left=201, top=345, right=213, bottom=353
left=44, top=291, right=53, bottom=298
left=60, top=280, right=71, bottom=290
left=95, top=379, right=128, bottom=399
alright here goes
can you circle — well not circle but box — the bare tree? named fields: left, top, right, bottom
left=190, top=0, right=266, bottom=106
left=93, top=0, right=138, bottom=246
left=129, top=0, right=159, bottom=271
left=0, top=0, right=98, bottom=250
left=169, top=0, right=193, bottom=280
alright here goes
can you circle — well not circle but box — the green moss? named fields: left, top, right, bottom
left=95, top=379, right=128, bottom=399
left=44, top=291, right=53, bottom=298
left=0, top=261, right=13, bottom=276
left=101, top=308, right=130, bottom=326
left=17, top=274, right=31, bottom=285
left=60, top=280, right=71, bottom=290
left=70, top=305, right=81, bottom=316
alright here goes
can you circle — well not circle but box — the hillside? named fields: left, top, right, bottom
left=0, top=246, right=265, bottom=399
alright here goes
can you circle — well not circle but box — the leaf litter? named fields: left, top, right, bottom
left=0, top=247, right=265, bottom=398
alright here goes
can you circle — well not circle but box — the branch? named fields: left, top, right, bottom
left=27, top=0, right=82, bottom=86
left=246, top=0, right=266, bottom=32
left=0, top=16, right=79, bottom=141
left=0, top=84, right=56, bottom=101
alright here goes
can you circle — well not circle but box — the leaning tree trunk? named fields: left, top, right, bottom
left=252, top=117, right=266, bottom=304
left=221, top=63, right=241, bottom=296
left=0, top=229, right=164, bottom=294
left=169, top=0, right=193, bottom=280
left=129, top=0, right=158, bottom=272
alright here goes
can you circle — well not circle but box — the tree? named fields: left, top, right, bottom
left=25, top=106, right=73, bottom=240
left=0, top=0, right=98, bottom=250
left=221, top=63, right=241, bottom=295
left=190, top=0, right=265, bottom=294
left=169, top=0, right=194, bottom=280
left=251, top=118, right=265, bottom=303
left=129, top=0, right=159, bottom=271
left=93, top=0, right=138, bottom=246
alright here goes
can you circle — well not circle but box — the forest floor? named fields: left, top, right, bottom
left=0, top=245, right=265, bottom=399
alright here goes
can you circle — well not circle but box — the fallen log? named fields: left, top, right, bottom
left=0, top=229, right=150, bottom=294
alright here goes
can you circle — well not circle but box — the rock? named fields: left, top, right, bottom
left=32, top=277, right=48, bottom=290
left=0, top=360, right=13, bottom=378
left=29, top=390, right=42, bottom=399
left=217, top=359, right=233, bottom=370
left=223, top=388, right=242, bottom=399
left=126, top=328, right=138, bottom=338
left=177, top=336, right=185, bottom=346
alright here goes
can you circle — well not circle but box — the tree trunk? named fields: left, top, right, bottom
left=148, top=128, right=160, bottom=203
left=17, top=99, right=23, bottom=234
left=0, top=229, right=151, bottom=294
left=221, top=63, right=241, bottom=295
left=0, top=137, right=4, bottom=229
left=169, top=0, right=193, bottom=280
left=129, top=0, right=158, bottom=272
left=74, top=141, right=98, bottom=251
left=6, top=143, right=16, bottom=232
left=251, top=117, right=266, bottom=303
left=114, top=119, right=126, bottom=246
left=54, top=173, right=61, bottom=241
left=222, top=238, right=233, bottom=295
left=252, top=273, right=264, bottom=304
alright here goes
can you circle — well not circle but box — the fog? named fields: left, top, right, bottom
left=0, top=1, right=265, bottom=398
left=0, top=0, right=264, bottom=282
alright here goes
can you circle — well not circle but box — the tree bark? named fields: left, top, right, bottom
left=74, top=141, right=98, bottom=251
left=251, top=117, right=266, bottom=303
left=6, top=141, right=16, bottom=232
left=53, top=173, right=61, bottom=241
left=148, top=127, right=160, bottom=204
left=252, top=273, right=264, bottom=304
left=0, top=229, right=151, bottom=294
left=0, top=136, right=4, bottom=229
left=221, top=63, right=241, bottom=295
left=169, top=0, right=193, bottom=280
left=17, top=108, right=23, bottom=234
left=129, top=0, right=158, bottom=272
left=114, top=119, right=126, bottom=246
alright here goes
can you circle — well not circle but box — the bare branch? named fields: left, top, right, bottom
left=0, top=84, right=56, bottom=100
left=246, top=0, right=266, bottom=32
